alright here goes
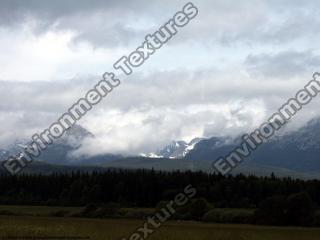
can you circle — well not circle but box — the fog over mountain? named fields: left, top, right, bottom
left=1, top=0, right=320, bottom=159
left=2, top=117, right=320, bottom=178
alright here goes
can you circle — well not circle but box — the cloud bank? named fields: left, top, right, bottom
left=1, top=0, right=320, bottom=156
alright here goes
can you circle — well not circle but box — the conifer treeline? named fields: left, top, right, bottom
left=0, top=170, right=319, bottom=208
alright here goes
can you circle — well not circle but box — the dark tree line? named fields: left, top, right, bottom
left=0, top=170, right=319, bottom=209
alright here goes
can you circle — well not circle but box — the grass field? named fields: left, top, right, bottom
left=0, top=205, right=81, bottom=216
left=0, top=216, right=320, bottom=240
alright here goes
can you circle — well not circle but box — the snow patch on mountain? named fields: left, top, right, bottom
left=141, top=138, right=204, bottom=159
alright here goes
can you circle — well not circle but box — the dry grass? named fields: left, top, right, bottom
left=0, top=216, right=320, bottom=240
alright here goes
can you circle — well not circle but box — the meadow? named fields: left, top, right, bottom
left=0, top=215, right=320, bottom=240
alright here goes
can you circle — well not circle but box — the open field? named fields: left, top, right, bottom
left=0, top=205, right=155, bottom=218
left=0, top=216, right=320, bottom=240
left=0, top=205, right=81, bottom=216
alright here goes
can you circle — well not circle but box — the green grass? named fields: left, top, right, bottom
left=0, top=216, right=320, bottom=240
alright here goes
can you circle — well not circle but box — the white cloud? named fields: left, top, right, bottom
left=0, top=0, right=320, bottom=156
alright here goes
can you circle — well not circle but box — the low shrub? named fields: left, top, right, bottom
left=50, top=210, right=70, bottom=217
left=189, top=198, right=212, bottom=220
left=203, top=209, right=254, bottom=224
left=124, top=209, right=152, bottom=219
left=0, top=210, right=15, bottom=216
left=313, top=211, right=320, bottom=226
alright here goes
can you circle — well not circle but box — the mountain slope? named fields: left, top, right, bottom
left=0, top=125, right=121, bottom=165
left=185, top=118, right=320, bottom=173
left=142, top=138, right=203, bottom=159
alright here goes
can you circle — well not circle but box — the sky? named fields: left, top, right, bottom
left=1, top=0, right=320, bottom=156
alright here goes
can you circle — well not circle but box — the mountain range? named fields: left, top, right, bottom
left=0, top=125, right=121, bottom=166
left=185, top=118, right=320, bottom=173
left=2, top=118, right=320, bottom=178
left=141, top=138, right=203, bottom=159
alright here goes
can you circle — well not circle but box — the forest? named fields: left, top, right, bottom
left=0, top=169, right=319, bottom=226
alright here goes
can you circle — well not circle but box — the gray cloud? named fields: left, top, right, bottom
left=1, top=0, right=320, bottom=155
left=246, top=51, right=320, bottom=79
left=1, top=66, right=319, bottom=154
left=2, top=0, right=320, bottom=48
left=0, top=0, right=177, bottom=47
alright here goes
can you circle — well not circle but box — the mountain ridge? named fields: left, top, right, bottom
left=2, top=118, right=320, bottom=178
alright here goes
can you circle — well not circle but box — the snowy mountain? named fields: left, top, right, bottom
left=0, top=149, right=9, bottom=160
left=185, top=118, right=320, bottom=173
left=3, top=118, right=320, bottom=176
left=142, top=138, right=203, bottom=159
left=0, top=125, right=121, bottom=165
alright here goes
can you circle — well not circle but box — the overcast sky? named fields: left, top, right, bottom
left=1, top=0, right=320, bottom=156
